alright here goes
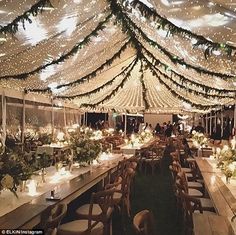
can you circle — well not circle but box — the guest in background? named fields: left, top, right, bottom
left=190, top=125, right=195, bottom=134
left=161, top=138, right=176, bottom=170
left=143, top=122, right=149, bottom=131
left=195, top=122, right=205, bottom=133
left=155, top=123, right=161, bottom=134
left=165, top=123, right=173, bottom=137
left=222, top=120, right=230, bottom=141
left=213, top=123, right=222, bottom=144
left=182, top=138, right=192, bottom=158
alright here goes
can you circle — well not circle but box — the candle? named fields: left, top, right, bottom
left=216, top=147, right=221, bottom=155
left=231, top=138, right=236, bottom=150
left=27, top=180, right=37, bottom=196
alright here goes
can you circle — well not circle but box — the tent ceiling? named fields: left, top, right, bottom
left=150, top=0, right=236, bottom=46
left=0, top=0, right=236, bottom=113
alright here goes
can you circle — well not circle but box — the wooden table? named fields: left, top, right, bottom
left=36, top=144, right=69, bottom=155
left=118, top=138, right=156, bottom=155
left=195, top=158, right=221, bottom=173
left=195, top=157, right=236, bottom=233
left=0, top=154, right=130, bottom=229
left=193, top=213, right=234, bottom=235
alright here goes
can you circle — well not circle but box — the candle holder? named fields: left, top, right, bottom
left=27, top=180, right=37, bottom=196
left=226, top=175, right=231, bottom=184
left=41, top=168, right=46, bottom=183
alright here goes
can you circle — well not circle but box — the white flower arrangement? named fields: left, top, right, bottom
left=192, top=130, right=208, bottom=148
left=217, top=143, right=236, bottom=180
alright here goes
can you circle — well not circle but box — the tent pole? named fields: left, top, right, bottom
left=210, top=112, right=212, bottom=136
left=234, top=101, right=236, bottom=136
left=221, top=107, right=224, bottom=138
left=86, top=112, right=88, bottom=126
left=206, top=113, right=208, bottom=135
left=51, top=97, right=55, bottom=140
left=63, top=106, right=67, bottom=134
left=2, top=92, right=6, bottom=146
left=21, top=92, right=26, bottom=150
left=124, top=113, right=127, bottom=136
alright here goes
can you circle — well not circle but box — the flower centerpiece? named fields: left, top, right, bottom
left=38, top=132, right=53, bottom=145
left=217, top=144, right=236, bottom=182
left=192, top=130, right=208, bottom=148
left=138, top=130, right=153, bottom=144
left=36, top=152, right=51, bottom=183
left=72, top=137, right=101, bottom=165
left=90, top=130, right=103, bottom=140
left=0, top=148, right=33, bottom=196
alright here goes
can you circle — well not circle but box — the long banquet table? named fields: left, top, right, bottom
left=0, top=153, right=131, bottom=229
left=118, top=138, right=156, bottom=155
left=195, top=157, right=236, bottom=234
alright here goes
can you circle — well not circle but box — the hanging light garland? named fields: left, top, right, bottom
left=0, top=13, right=113, bottom=80
left=108, top=0, right=236, bottom=97
left=80, top=56, right=139, bottom=108
left=144, top=52, right=234, bottom=99
left=109, top=0, right=234, bottom=79
left=128, top=19, right=234, bottom=79
left=130, top=0, right=236, bottom=57
left=142, top=55, right=221, bottom=110
left=0, top=0, right=51, bottom=35
left=141, top=46, right=236, bottom=96
left=28, top=38, right=132, bottom=92
left=1, top=9, right=108, bottom=64
left=11, top=0, right=234, bottom=113
left=56, top=56, right=137, bottom=99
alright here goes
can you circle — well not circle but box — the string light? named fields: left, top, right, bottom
left=0, top=0, right=235, bottom=114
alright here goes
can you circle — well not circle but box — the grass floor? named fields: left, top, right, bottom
left=113, top=163, right=184, bottom=235
left=63, top=156, right=184, bottom=235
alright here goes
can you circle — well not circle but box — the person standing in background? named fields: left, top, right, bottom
left=155, top=123, right=161, bottom=134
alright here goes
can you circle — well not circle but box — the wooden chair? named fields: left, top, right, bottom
left=43, top=204, right=67, bottom=235
left=58, top=188, right=115, bottom=235
left=176, top=179, right=214, bottom=215
left=108, top=168, right=135, bottom=218
left=176, top=186, right=215, bottom=235
left=176, top=171, right=203, bottom=197
left=133, top=210, right=157, bottom=235
left=143, top=148, right=161, bottom=175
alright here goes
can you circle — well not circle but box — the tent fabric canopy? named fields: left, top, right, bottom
left=0, top=0, right=235, bottom=113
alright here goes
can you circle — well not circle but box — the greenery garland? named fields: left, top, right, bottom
left=1, top=10, right=108, bottom=64
left=0, top=13, right=112, bottom=80
left=131, top=0, right=236, bottom=57
left=81, top=56, right=139, bottom=108
left=113, top=0, right=234, bottom=79
left=0, top=0, right=51, bottom=35
left=108, top=0, right=235, bottom=98
left=139, top=59, right=150, bottom=110
left=28, top=38, right=132, bottom=92
left=129, top=20, right=234, bottom=79
left=145, top=53, right=234, bottom=99
left=141, top=46, right=236, bottom=96
left=56, top=56, right=137, bottom=99
left=142, top=55, right=220, bottom=110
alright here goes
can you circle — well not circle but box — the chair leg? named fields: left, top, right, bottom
left=104, top=222, right=111, bottom=235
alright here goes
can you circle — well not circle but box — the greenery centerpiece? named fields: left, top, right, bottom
left=72, top=136, right=101, bottom=165
left=0, top=148, right=33, bottom=196
left=37, top=152, right=51, bottom=183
